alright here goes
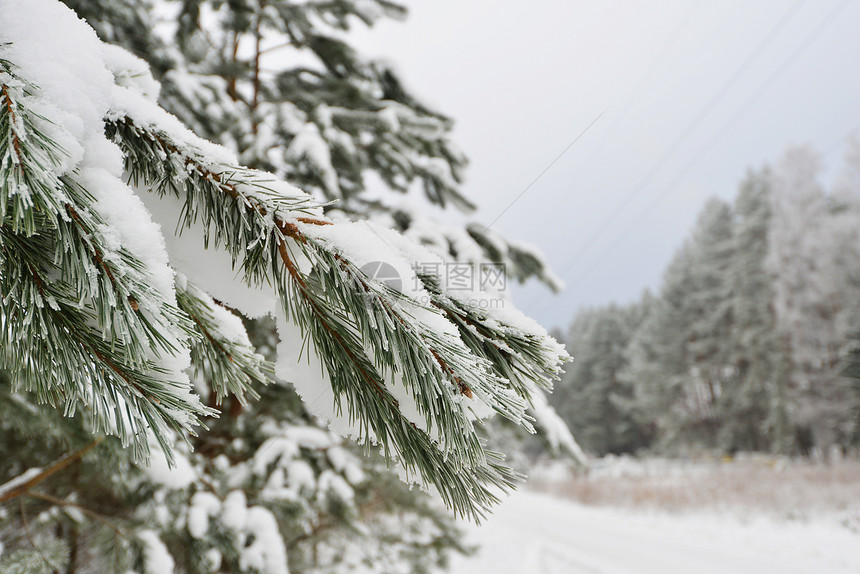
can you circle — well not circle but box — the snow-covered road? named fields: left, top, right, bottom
left=447, top=491, right=860, bottom=574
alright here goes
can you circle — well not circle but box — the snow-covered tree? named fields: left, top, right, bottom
left=681, top=198, right=735, bottom=444
left=58, top=0, right=564, bottom=291
left=621, top=242, right=700, bottom=452
left=0, top=1, right=569, bottom=572
left=724, top=169, right=792, bottom=452
left=552, top=303, right=648, bottom=455
left=767, top=145, right=859, bottom=451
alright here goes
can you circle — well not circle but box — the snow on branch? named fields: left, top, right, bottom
left=0, top=0, right=569, bottom=520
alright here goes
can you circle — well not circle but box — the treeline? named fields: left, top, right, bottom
left=551, top=144, right=860, bottom=457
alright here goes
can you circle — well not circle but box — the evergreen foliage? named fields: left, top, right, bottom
left=0, top=1, right=573, bottom=573
left=555, top=154, right=860, bottom=458
left=552, top=304, right=645, bottom=454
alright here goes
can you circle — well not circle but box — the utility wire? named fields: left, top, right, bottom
left=556, top=0, right=808, bottom=280
left=542, top=3, right=700, bottom=221
left=557, top=0, right=851, bottom=303
left=483, top=109, right=606, bottom=230
left=486, top=4, right=699, bottom=232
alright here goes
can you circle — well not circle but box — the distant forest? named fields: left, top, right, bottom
left=551, top=143, right=860, bottom=457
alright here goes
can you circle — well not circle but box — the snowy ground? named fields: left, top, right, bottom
left=446, top=490, right=860, bottom=574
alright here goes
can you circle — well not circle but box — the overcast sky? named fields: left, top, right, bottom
left=350, top=0, right=860, bottom=330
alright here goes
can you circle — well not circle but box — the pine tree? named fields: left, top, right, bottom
left=766, top=145, right=857, bottom=451
left=552, top=304, right=647, bottom=455
left=621, top=247, right=698, bottom=452
left=0, top=1, right=569, bottom=572
left=682, top=198, right=735, bottom=448
left=58, top=0, right=563, bottom=292
left=633, top=198, right=735, bottom=452
left=725, top=169, right=792, bottom=452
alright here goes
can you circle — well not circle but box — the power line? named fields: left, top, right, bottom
left=483, top=109, right=606, bottom=230
left=542, top=3, right=700, bottom=221
left=559, top=0, right=852, bottom=301
left=483, top=4, right=696, bottom=233
left=555, top=0, right=807, bottom=280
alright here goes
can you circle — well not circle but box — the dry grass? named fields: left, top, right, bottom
left=529, top=457, right=860, bottom=520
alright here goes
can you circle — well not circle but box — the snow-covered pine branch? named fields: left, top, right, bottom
left=0, top=0, right=568, bottom=520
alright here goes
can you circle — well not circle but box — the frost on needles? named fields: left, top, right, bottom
left=0, top=0, right=569, bottom=520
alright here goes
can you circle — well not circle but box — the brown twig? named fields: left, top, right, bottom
left=125, top=118, right=471, bottom=407
left=1, top=84, right=22, bottom=159
left=277, top=237, right=395, bottom=405
left=27, top=491, right=127, bottom=539
left=0, top=438, right=104, bottom=504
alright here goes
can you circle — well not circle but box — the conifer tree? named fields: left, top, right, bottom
left=552, top=304, right=646, bottom=455
left=629, top=198, right=735, bottom=452
left=682, top=198, right=735, bottom=447
left=58, top=0, right=564, bottom=290
left=766, top=145, right=857, bottom=451
left=725, top=169, right=792, bottom=452
left=0, top=1, right=570, bottom=572
left=621, top=245, right=698, bottom=452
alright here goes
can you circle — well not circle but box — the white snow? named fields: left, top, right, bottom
left=137, top=529, right=175, bottom=574
left=275, top=308, right=368, bottom=441
left=221, top=490, right=248, bottom=532
left=287, top=426, right=333, bottom=449
left=285, top=123, right=340, bottom=194
left=181, top=278, right=257, bottom=346
left=2, top=0, right=204, bottom=431
left=101, top=44, right=160, bottom=104
left=204, top=548, right=222, bottom=572
left=286, top=460, right=316, bottom=492
left=187, top=491, right=220, bottom=539
left=141, top=444, right=196, bottom=489
left=528, top=388, right=586, bottom=463
left=3, top=1, right=179, bottom=305
left=447, top=490, right=860, bottom=574
left=137, top=182, right=280, bottom=319
left=240, top=507, right=290, bottom=574
left=0, top=467, right=42, bottom=499
left=318, top=470, right=354, bottom=502
left=254, top=436, right=300, bottom=475
left=108, top=83, right=237, bottom=167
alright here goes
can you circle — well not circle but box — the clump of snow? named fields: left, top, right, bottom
left=137, top=185, right=280, bottom=319
left=253, top=423, right=363, bottom=503
left=101, top=44, right=160, bottom=103
left=507, top=238, right=566, bottom=291
left=221, top=490, right=248, bottom=532
left=319, top=470, right=354, bottom=502
left=137, top=529, right=175, bottom=574
left=205, top=549, right=222, bottom=572
left=181, top=277, right=258, bottom=348
left=2, top=0, right=203, bottom=429
left=240, top=507, right=290, bottom=574
left=0, top=468, right=43, bottom=500
left=287, top=460, right=316, bottom=492
left=275, top=309, right=368, bottom=440
left=184, top=486, right=291, bottom=573
left=108, top=82, right=237, bottom=167
left=285, top=123, right=340, bottom=194
left=187, top=491, right=220, bottom=539
left=141, top=438, right=196, bottom=489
